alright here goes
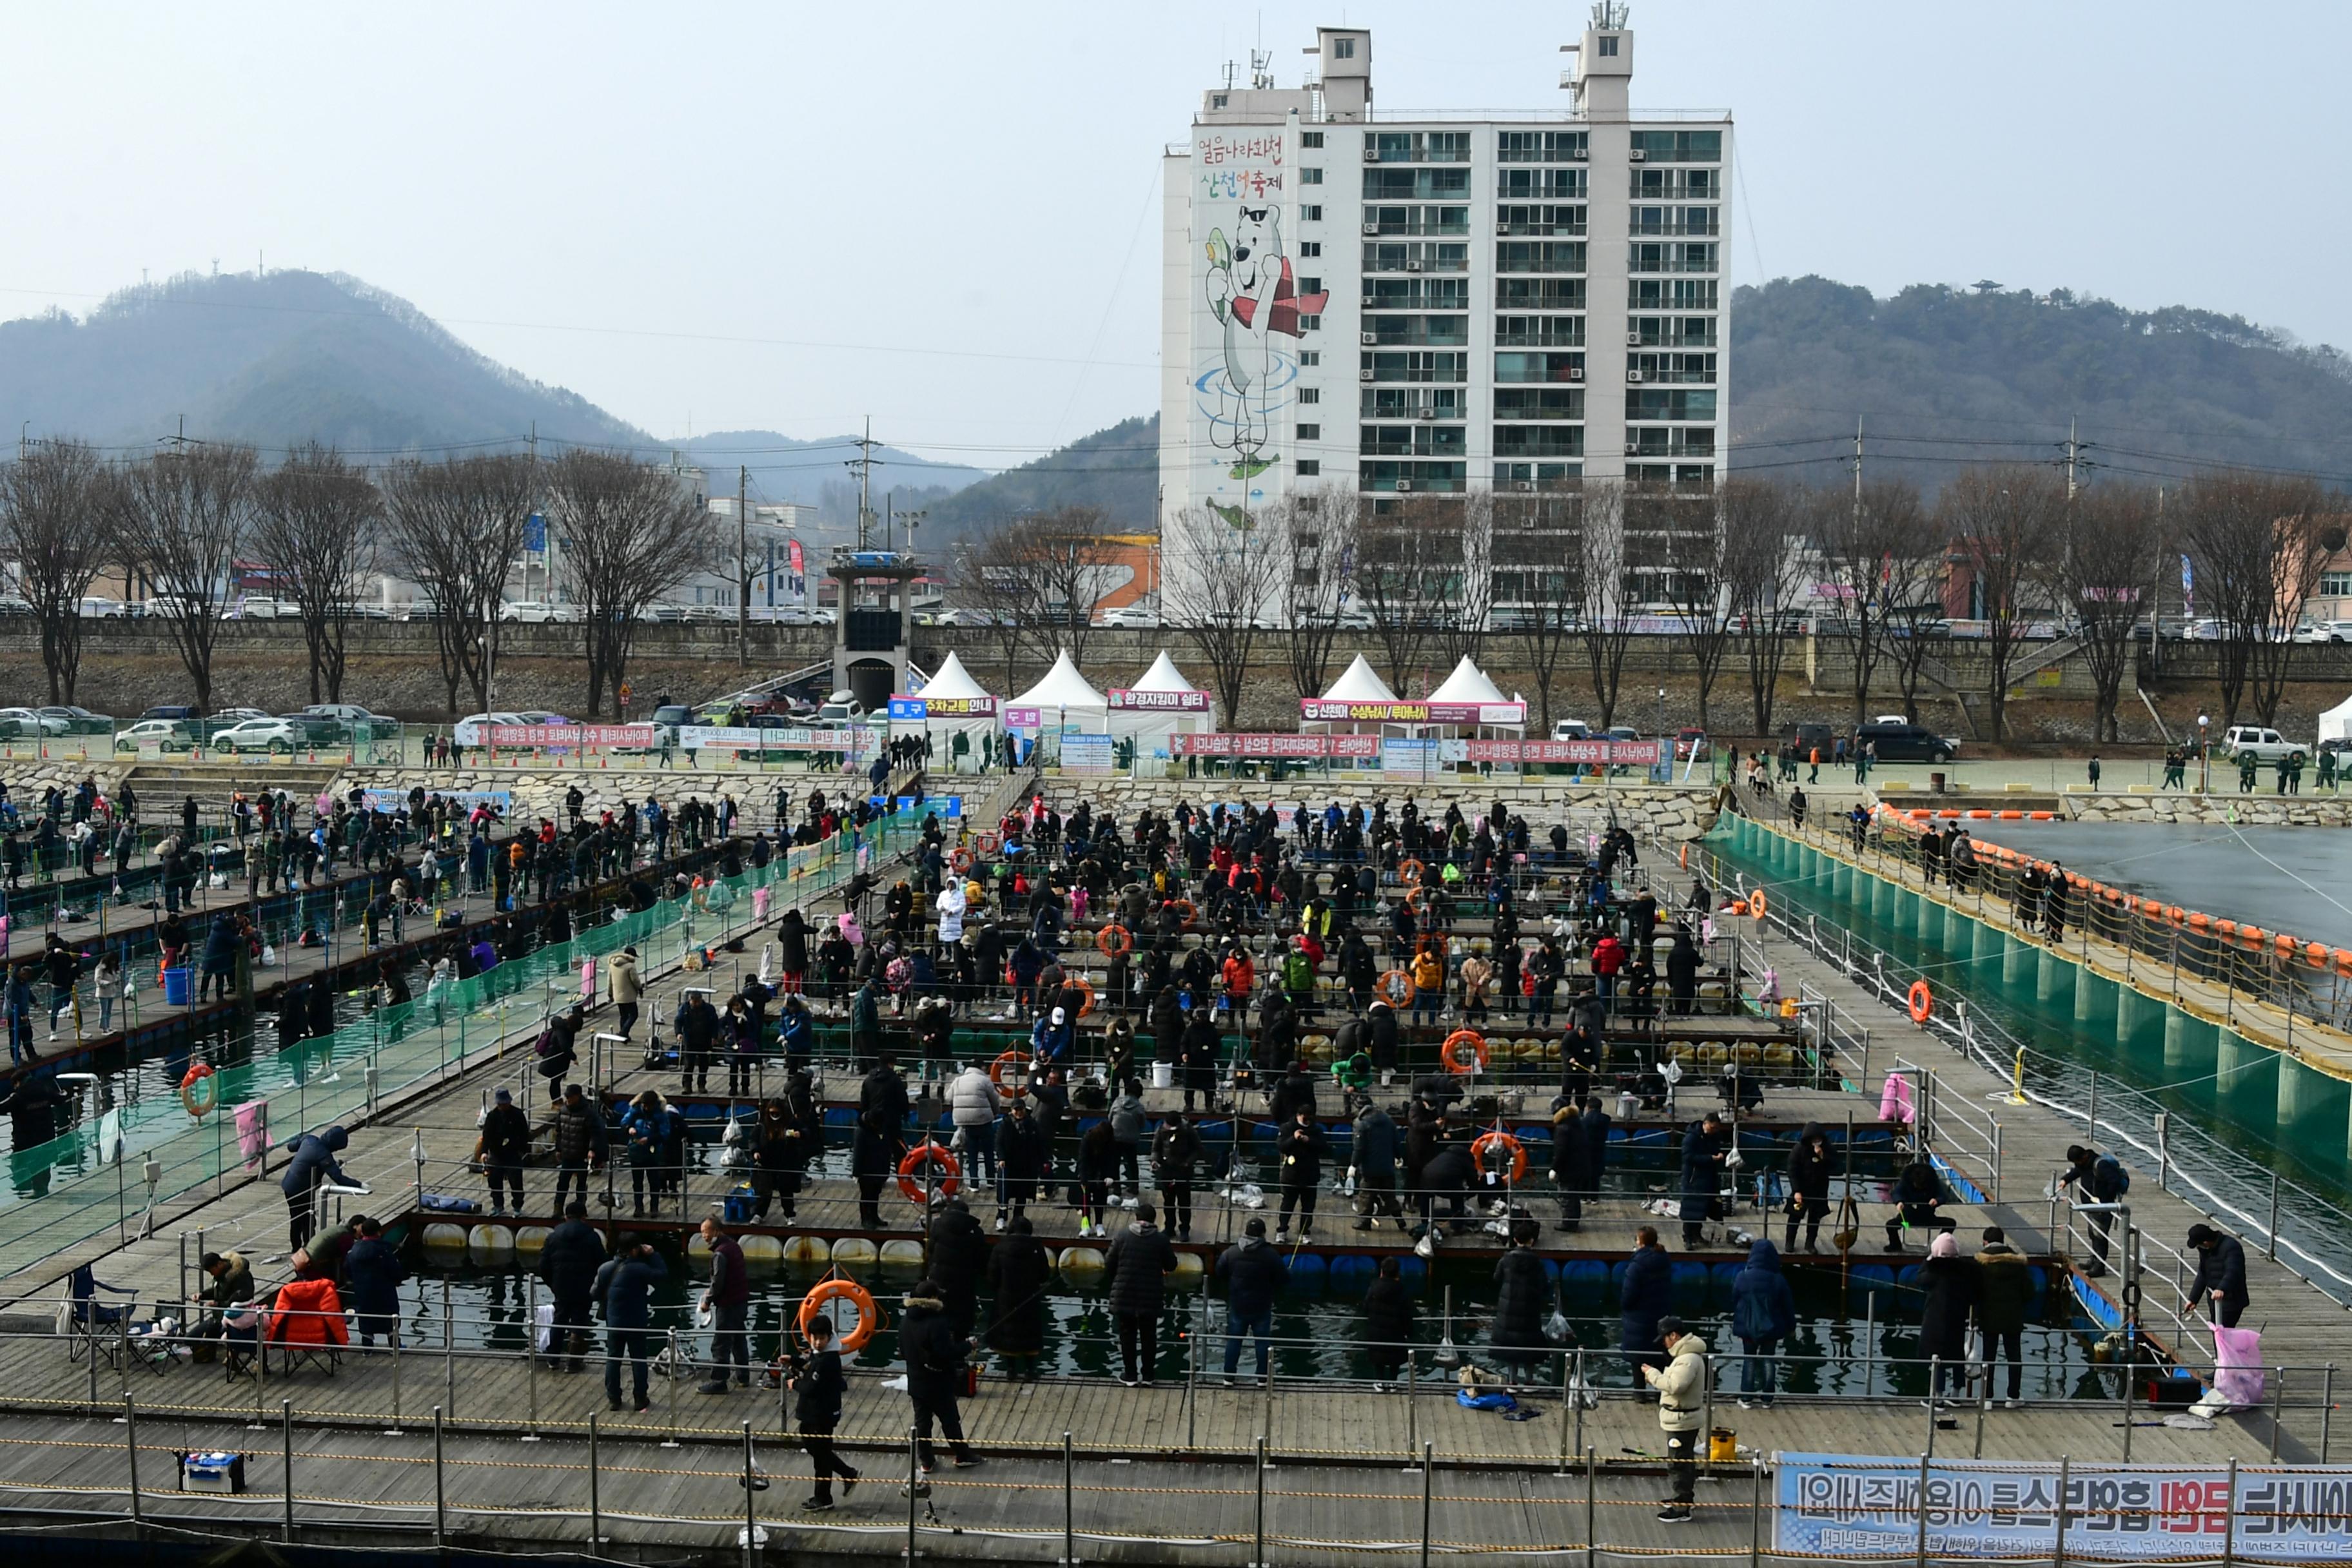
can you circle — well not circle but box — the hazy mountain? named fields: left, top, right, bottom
left=668, top=431, right=982, bottom=534
left=921, top=415, right=1161, bottom=538
left=0, top=269, right=650, bottom=456
left=1729, top=277, right=2352, bottom=491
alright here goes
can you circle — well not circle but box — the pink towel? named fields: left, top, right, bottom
left=234, top=1099, right=271, bottom=1171
left=580, top=957, right=596, bottom=1001
left=751, top=887, right=772, bottom=922
left=1879, top=1072, right=1915, bottom=1125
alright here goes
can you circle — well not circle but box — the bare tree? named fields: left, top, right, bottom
left=1494, top=492, right=1582, bottom=732
left=251, top=443, right=383, bottom=704
left=1164, top=504, right=1284, bottom=727
left=112, top=443, right=259, bottom=713
left=546, top=450, right=716, bottom=717
left=1272, top=489, right=1358, bottom=699
left=1568, top=482, right=1642, bottom=728
left=948, top=523, right=1032, bottom=691
left=1720, top=477, right=1808, bottom=736
left=1350, top=499, right=1455, bottom=694
left=948, top=509, right=1121, bottom=672
left=0, top=440, right=115, bottom=703
left=1943, top=466, right=2066, bottom=740
left=383, top=453, right=536, bottom=716
left=2178, top=469, right=2328, bottom=725
left=1874, top=527, right=1954, bottom=725
left=1810, top=477, right=1928, bottom=727
left=1427, top=493, right=1494, bottom=671
left=2042, top=480, right=2166, bottom=742
left=1651, top=488, right=1734, bottom=732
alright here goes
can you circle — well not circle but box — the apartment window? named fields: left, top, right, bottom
left=1333, top=37, right=1355, bottom=58
left=1211, top=93, right=1228, bottom=109
left=1299, top=276, right=1322, bottom=297
left=1298, top=314, right=1322, bottom=332
left=1298, top=424, right=1322, bottom=442
left=1299, top=387, right=1321, bottom=404
left=1298, top=460, right=1322, bottom=476
left=2324, top=573, right=2352, bottom=596
left=1302, top=204, right=1322, bottom=222
left=1598, top=35, right=1619, bottom=56
left=1299, top=241, right=1322, bottom=258
left=1302, top=167, right=1324, bottom=184
left=1302, top=131, right=1324, bottom=148
left=1299, top=351, right=1321, bottom=366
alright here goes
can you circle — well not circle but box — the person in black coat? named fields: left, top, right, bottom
left=2184, top=1224, right=2250, bottom=1328
left=899, top=1278, right=981, bottom=1472
left=1885, top=1155, right=1954, bottom=1251
left=1665, top=926, right=1701, bottom=1016
left=1361, top=1255, right=1416, bottom=1387
left=994, top=1102, right=1048, bottom=1228
left=1103, top=1202, right=1179, bottom=1386
left=1273, top=1108, right=1327, bottom=1242
left=985, top=1216, right=1052, bottom=1378
left=851, top=1108, right=905, bottom=1230
left=1550, top=1091, right=1591, bottom=1233
left=927, top=1197, right=989, bottom=1337
left=1677, top=1113, right=1728, bottom=1247
left=1179, top=1008, right=1222, bottom=1113
left=1152, top=1114, right=1204, bottom=1241
left=792, top=1317, right=861, bottom=1509
left=279, top=1125, right=350, bottom=1251
left=343, top=1217, right=406, bottom=1348
left=1917, top=1231, right=1978, bottom=1402
left=1365, top=999, right=1400, bottom=1083
left=1489, top=1222, right=1552, bottom=1382
left=1620, top=1226, right=1674, bottom=1388
left=538, top=1201, right=608, bottom=1370
left=1784, top=1124, right=1837, bottom=1253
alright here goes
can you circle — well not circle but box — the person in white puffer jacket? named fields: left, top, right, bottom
left=947, top=1062, right=1003, bottom=1213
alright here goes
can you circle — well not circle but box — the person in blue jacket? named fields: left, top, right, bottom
left=597, top=1241, right=669, bottom=1413
left=1730, top=1237, right=1796, bottom=1407
left=279, top=1125, right=351, bottom=1251
left=778, top=994, right=815, bottom=1070
left=1619, top=1224, right=1674, bottom=1393
left=343, top=1216, right=407, bottom=1349
left=1213, top=1216, right=1290, bottom=1384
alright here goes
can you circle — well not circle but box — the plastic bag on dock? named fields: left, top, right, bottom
left=1879, top=1072, right=1914, bottom=1126
left=2211, top=1324, right=2266, bottom=1407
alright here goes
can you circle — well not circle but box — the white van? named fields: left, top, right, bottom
left=1551, top=720, right=1591, bottom=742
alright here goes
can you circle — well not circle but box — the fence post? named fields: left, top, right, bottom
left=907, top=1425, right=921, bottom=1564
left=432, top=1406, right=446, bottom=1550
left=1062, top=1430, right=1077, bottom=1566
left=282, top=1398, right=295, bottom=1542
left=2324, top=1365, right=2335, bottom=1464
left=1406, top=1346, right=1418, bottom=1460
left=743, top=1420, right=760, bottom=1568
left=2220, top=1456, right=2237, bottom=1568
left=589, top=1412, right=602, bottom=1547
left=442, top=1277, right=455, bottom=1418
left=1254, top=1435, right=1269, bottom=1568
left=524, top=1274, right=540, bottom=1440
left=1750, top=1454, right=1765, bottom=1568
left=2270, top=1368, right=2285, bottom=1460
left=124, top=1394, right=141, bottom=1536
left=1584, top=1447, right=1598, bottom=1568
left=1913, top=1451, right=1931, bottom=1568
left=1418, top=1440, right=1434, bottom=1568
left=388, top=1331, right=402, bottom=1434
left=2053, top=1454, right=2070, bottom=1568
left=1926, top=1359, right=1941, bottom=1456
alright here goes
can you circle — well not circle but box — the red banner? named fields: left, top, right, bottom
left=1298, top=698, right=1528, bottom=725
left=1171, top=733, right=1382, bottom=758
left=487, top=724, right=653, bottom=747
left=1462, top=738, right=1668, bottom=764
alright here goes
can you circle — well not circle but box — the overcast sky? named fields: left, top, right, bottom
left=3, top=2, right=2346, bottom=470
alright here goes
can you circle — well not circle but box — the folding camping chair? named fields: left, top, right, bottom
left=63, top=1263, right=139, bottom=1369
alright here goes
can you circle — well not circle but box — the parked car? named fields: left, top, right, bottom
left=0, top=594, right=32, bottom=617
left=1674, top=728, right=1711, bottom=761
left=815, top=692, right=867, bottom=725
left=1551, top=720, right=1591, bottom=742
left=277, top=712, right=345, bottom=745
left=498, top=600, right=560, bottom=623
left=220, top=596, right=294, bottom=620
left=1854, top=720, right=1961, bottom=763
left=1788, top=722, right=1836, bottom=760
left=0, top=707, right=68, bottom=738
left=37, top=705, right=112, bottom=734
left=299, top=703, right=403, bottom=740
left=451, top=712, right=529, bottom=747
left=333, top=600, right=395, bottom=620
left=115, top=718, right=199, bottom=753
left=400, top=599, right=442, bottom=622
left=77, top=596, right=128, bottom=619
left=2296, top=620, right=2352, bottom=644
left=2217, top=724, right=2307, bottom=766
left=213, top=718, right=304, bottom=754
left=1095, top=605, right=1159, bottom=629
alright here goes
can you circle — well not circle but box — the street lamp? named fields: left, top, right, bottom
left=2197, top=712, right=2210, bottom=792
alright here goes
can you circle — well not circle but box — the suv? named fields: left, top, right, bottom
left=277, top=711, right=346, bottom=745
left=1788, top=722, right=1836, bottom=759
left=1854, top=720, right=1961, bottom=763
left=299, top=703, right=403, bottom=740
left=2218, top=725, right=2307, bottom=766
left=215, top=718, right=304, bottom=754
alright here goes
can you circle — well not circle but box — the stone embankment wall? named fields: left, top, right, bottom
left=1035, top=776, right=1720, bottom=841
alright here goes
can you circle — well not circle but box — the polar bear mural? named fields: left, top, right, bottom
left=1201, top=202, right=1328, bottom=495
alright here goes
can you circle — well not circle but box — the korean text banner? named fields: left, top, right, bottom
left=1776, top=1453, right=2352, bottom=1562
left=486, top=724, right=652, bottom=749
left=1171, top=733, right=1380, bottom=758
left=1108, top=689, right=1211, bottom=712
left=1298, top=698, right=1528, bottom=725
left=360, top=789, right=511, bottom=817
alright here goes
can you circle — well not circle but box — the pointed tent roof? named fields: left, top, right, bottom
left=917, top=651, right=992, bottom=701
left=1319, top=654, right=1398, bottom=703
left=1009, top=649, right=1109, bottom=710
left=1427, top=654, right=1507, bottom=705
left=1127, top=651, right=1202, bottom=694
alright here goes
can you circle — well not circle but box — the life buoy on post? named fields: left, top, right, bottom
left=950, top=848, right=973, bottom=873
left=1166, top=899, right=1198, bottom=930
left=1397, top=859, right=1427, bottom=887
left=1096, top=924, right=1133, bottom=958
left=1749, top=890, right=1769, bottom=919
left=1375, top=969, right=1416, bottom=1006
left=1440, top=1030, right=1489, bottom=1075
left=799, top=1277, right=879, bottom=1352
left=1471, top=1130, right=1527, bottom=1186
left=180, top=1062, right=219, bottom=1118
left=1908, top=980, right=1933, bottom=1026
left=897, top=1142, right=963, bottom=1203
left=988, top=1049, right=1031, bottom=1088
left=1071, top=977, right=1097, bottom=1019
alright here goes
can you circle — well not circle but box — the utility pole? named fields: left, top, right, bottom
left=847, top=418, right=885, bottom=551
left=1851, top=416, right=1863, bottom=516
left=2063, top=416, right=2084, bottom=500
left=738, top=464, right=749, bottom=669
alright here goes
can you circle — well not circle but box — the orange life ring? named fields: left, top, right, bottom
left=1375, top=969, right=1416, bottom=1006
left=799, top=1277, right=878, bottom=1352
left=1404, top=886, right=1434, bottom=914
left=1908, top=980, right=1932, bottom=1025
left=1071, top=976, right=1097, bottom=1019
left=1166, top=899, right=1198, bottom=931
left=1471, top=1130, right=1527, bottom=1186
left=988, top=1049, right=1031, bottom=1088
left=1749, top=890, right=1769, bottom=919
left=1398, top=858, right=1427, bottom=887
left=1678, top=843, right=1689, bottom=870
left=897, top=1142, right=963, bottom=1202
left=179, top=1062, right=219, bottom=1118
left=1440, top=1030, right=1488, bottom=1074
left=978, top=833, right=1001, bottom=855
left=1097, top=924, right=1133, bottom=958
left=950, top=848, right=973, bottom=873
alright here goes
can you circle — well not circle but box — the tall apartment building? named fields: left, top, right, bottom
left=1158, top=5, right=1730, bottom=612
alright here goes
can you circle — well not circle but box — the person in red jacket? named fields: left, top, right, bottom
left=1591, top=932, right=1627, bottom=1006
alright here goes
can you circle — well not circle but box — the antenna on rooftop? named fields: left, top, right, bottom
left=1250, top=48, right=1274, bottom=90
left=1591, top=1, right=1629, bottom=27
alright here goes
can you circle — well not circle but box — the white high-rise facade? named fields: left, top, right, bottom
left=1159, top=6, right=1730, bottom=610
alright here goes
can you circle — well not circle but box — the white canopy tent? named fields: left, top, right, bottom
left=1420, top=653, right=1527, bottom=770
left=1109, top=650, right=1214, bottom=753
left=1320, top=654, right=1400, bottom=703
left=893, top=651, right=1000, bottom=773
left=1008, top=649, right=1112, bottom=733
left=2321, top=693, right=2352, bottom=745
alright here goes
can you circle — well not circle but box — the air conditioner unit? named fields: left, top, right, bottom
left=1568, top=367, right=1584, bottom=380
left=1628, top=148, right=1647, bottom=162
left=1516, top=481, right=1538, bottom=493
left=1361, top=295, right=1378, bottom=308
left=1625, top=331, right=1643, bottom=346
left=1363, top=146, right=1380, bottom=161
left=1627, top=369, right=1645, bottom=384
left=1393, top=480, right=1414, bottom=492
left=1360, top=368, right=1377, bottom=382
left=1624, top=441, right=1642, bottom=455
left=1416, top=407, right=1436, bottom=421
left=1406, top=259, right=1424, bottom=272
left=1360, top=331, right=1378, bottom=345
left=1496, top=219, right=1513, bottom=235
left=1362, top=221, right=1380, bottom=235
